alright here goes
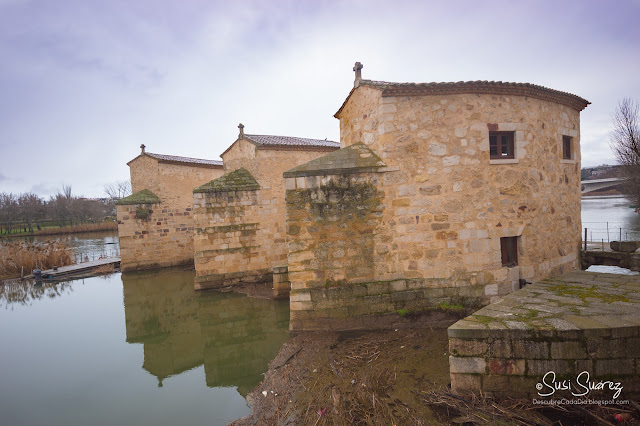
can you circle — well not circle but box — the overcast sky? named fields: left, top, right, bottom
left=1, top=0, right=638, bottom=198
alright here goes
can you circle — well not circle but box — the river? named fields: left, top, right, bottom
left=0, top=269, right=289, bottom=425
left=581, top=196, right=640, bottom=242
left=0, top=197, right=637, bottom=424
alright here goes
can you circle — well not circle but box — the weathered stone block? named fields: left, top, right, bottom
left=527, top=359, right=569, bottom=377
left=551, top=341, right=587, bottom=359
left=595, top=358, right=635, bottom=376
left=449, top=338, right=488, bottom=357
left=610, top=241, right=639, bottom=253
left=449, top=356, right=486, bottom=374
left=450, top=373, right=482, bottom=394
left=511, top=340, right=549, bottom=359
left=488, top=359, right=526, bottom=375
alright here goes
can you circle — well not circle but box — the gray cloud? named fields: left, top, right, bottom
left=0, top=0, right=638, bottom=196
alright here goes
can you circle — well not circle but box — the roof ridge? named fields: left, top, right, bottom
left=146, top=151, right=223, bottom=164
left=335, top=79, right=590, bottom=117
left=244, top=134, right=339, bottom=144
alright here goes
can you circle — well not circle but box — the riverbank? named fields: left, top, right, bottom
left=225, top=282, right=640, bottom=425
left=1, top=222, right=117, bottom=238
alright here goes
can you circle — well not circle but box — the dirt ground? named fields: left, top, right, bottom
left=229, top=316, right=640, bottom=426
left=217, top=284, right=640, bottom=425
left=231, top=320, right=454, bottom=426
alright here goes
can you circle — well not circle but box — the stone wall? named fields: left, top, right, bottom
left=340, top=87, right=581, bottom=292
left=193, top=169, right=274, bottom=288
left=117, top=189, right=198, bottom=271
left=448, top=272, right=640, bottom=399
left=337, top=88, right=583, bottom=296
left=285, top=144, right=487, bottom=330
left=193, top=139, right=338, bottom=290
left=286, top=82, right=586, bottom=330
left=119, top=154, right=223, bottom=271
left=449, top=328, right=640, bottom=399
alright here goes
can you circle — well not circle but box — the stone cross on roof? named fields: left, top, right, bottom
left=140, top=144, right=146, bottom=153
left=238, top=123, right=244, bottom=138
left=353, top=61, right=363, bottom=88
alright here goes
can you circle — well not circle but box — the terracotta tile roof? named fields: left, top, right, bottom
left=244, top=134, right=340, bottom=149
left=137, top=152, right=223, bottom=168
left=335, top=79, right=591, bottom=117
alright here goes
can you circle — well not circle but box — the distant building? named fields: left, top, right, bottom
left=116, top=146, right=224, bottom=271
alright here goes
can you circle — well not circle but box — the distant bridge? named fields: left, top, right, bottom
left=581, top=177, right=624, bottom=194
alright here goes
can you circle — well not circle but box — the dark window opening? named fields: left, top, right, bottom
left=501, top=236, right=518, bottom=267
left=489, top=131, right=515, bottom=159
left=562, top=135, right=572, bottom=160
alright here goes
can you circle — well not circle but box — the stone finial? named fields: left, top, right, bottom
left=353, top=62, right=363, bottom=88
left=140, top=144, right=146, bottom=153
left=238, top=123, right=245, bottom=138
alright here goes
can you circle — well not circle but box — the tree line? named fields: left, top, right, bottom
left=611, top=98, right=640, bottom=207
left=0, top=185, right=115, bottom=234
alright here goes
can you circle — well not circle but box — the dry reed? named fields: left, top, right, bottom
left=0, top=241, right=74, bottom=279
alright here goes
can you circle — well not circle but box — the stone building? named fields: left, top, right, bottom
left=117, top=146, right=224, bottom=271
left=192, top=125, right=340, bottom=291
left=285, top=63, right=590, bottom=330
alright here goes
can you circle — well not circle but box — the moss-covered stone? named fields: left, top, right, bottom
left=193, top=168, right=260, bottom=193
left=116, top=189, right=161, bottom=205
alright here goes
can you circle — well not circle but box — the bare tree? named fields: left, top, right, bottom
left=610, top=98, right=640, bottom=206
left=18, top=193, right=45, bottom=232
left=104, top=180, right=132, bottom=200
left=48, top=185, right=74, bottom=226
left=0, top=193, right=18, bottom=234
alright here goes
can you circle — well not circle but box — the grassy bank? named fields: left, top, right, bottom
left=0, top=241, right=74, bottom=279
left=2, top=222, right=117, bottom=238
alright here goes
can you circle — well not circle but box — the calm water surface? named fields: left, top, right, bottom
left=0, top=269, right=289, bottom=426
left=0, top=199, right=636, bottom=425
left=28, top=230, right=120, bottom=261
left=581, top=197, right=640, bottom=241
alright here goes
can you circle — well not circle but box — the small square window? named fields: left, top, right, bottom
left=562, top=135, right=572, bottom=160
left=489, top=131, right=515, bottom=159
left=500, top=236, right=518, bottom=267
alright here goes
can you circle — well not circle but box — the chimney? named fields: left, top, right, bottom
left=140, top=144, right=146, bottom=154
left=238, top=123, right=245, bottom=138
left=353, top=62, right=363, bottom=88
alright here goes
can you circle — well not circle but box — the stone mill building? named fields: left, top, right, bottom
left=284, top=63, right=590, bottom=330
left=116, top=147, right=224, bottom=271
left=192, top=126, right=339, bottom=291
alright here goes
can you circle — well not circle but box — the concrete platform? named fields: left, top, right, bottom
left=448, top=271, right=640, bottom=400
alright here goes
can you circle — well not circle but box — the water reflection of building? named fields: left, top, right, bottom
left=199, top=295, right=290, bottom=396
left=122, top=269, right=289, bottom=394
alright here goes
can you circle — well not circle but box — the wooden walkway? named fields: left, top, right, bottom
left=27, top=257, right=121, bottom=280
